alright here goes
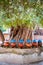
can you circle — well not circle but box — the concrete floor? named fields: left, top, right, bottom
left=0, top=53, right=43, bottom=64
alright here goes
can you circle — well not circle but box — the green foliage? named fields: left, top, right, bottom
left=0, top=0, right=43, bottom=30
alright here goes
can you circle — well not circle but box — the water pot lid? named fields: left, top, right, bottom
left=38, top=40, right=42, bottom=43
left=26, top=39, right=31, bottom=43
left=10, top=39, right=16, bottom=43
left=32, top=40, right=37, bottom=43
left=19, top=39, right=24, bottom=43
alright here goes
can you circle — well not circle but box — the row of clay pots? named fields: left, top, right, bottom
left=1, top=39, right=42, bottom=48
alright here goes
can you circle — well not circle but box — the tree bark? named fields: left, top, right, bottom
left=24, top=27, right=29, bottom=45
left=21, top=27, right=26, bottom=40
left=14, top=27, right=22, bottom=40
left=0, top=30, right=5, bottom=43
left=9, top=26, right=20, bottom=40
left=28, top=29, right=32, bottom=40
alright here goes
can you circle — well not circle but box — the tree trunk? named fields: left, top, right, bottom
left=9, top=26, right=32, bottom=46
left=0, top=30, right=5, bottom=44
left=21, top=27, right=26, bottom=40
left=28, top=29, right=32, bottom=40
left=14, top=27, right=22, bottom=40
left=9, top=26, right=20, bottom=40
left=24, top=27, right=29, bottom=45
left=14, top=27, right=23, bottom=47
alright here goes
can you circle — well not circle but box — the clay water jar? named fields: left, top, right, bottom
left=4, top=40, right=9, bottom=47
left=32, top=40, right=38, bottom=47
left=10, top=39, right=16, bottom=48
left=38, top=40, right=42, bottom=47
left=18, top=39, right=24, bottom=48
left=26, top=39, right=32, bottom=48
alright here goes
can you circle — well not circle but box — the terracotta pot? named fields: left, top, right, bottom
left=38, top=40, right=42, bottom=47
left=26, top=43, right=32, bottom=48
left=10, top=39, right=16, bottom=48
left=32, top=43, right=38, bottom=47
left=38, top=43, right=42, bottom=47
left=18, top=43, right=24, bottom=48
left=18, top=39, right=24, bottom=48
left=10, top=43, right=16, bottom=48
left=26, top=39, right=32, bottom=48
left=4, top=41, right=9, bottom=47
